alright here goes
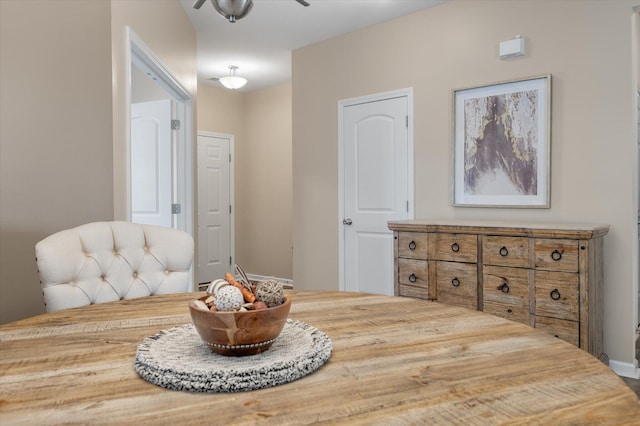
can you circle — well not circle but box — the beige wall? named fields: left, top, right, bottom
left=197, top=83, right=245, bottom=136
left=0, top=0, right=113, bottom=323
left=198, top=83, right=293, bottom=279
left=111, top=0, right=197, bottom=221
left=0, top=0, right=197, bottom=324
left=292, top=0, right=639, bottom=365
left=242, top=84, right=293, bottom=279
left=131, top=66, right=171, bottom=104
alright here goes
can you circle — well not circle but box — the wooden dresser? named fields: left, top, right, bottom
left=388, top=220, right=609, bottom=361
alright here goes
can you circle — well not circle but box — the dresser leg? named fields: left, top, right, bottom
left=598, top=352, right=609, bottom=365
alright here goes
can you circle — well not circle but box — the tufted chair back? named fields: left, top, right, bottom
left=36, top=221, right=194, bottom=313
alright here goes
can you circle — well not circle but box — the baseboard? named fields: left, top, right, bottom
left=610, top=359, right=640, bottom=379
left=246, top=274, right=294, bottom=289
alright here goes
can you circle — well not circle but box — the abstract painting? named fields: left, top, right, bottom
left=452, top=75, right=551, bottom=207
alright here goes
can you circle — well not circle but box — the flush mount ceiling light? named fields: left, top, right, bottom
left=193, top=0, right=309, bottom=23
left=218, top=65, right=247, bottom=90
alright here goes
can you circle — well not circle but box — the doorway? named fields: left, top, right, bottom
left=126, top=28, right=193, bottom=236
left=197, top=132, right=235, bottom=284
left=130, top=99, right=173, bottom=227
left=338, top=89, right=414, bottom=295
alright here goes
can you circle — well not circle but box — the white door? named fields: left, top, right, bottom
left=343, top=96, right=410, bottom=295
left=197, top=133, right=233, bottom=284
left=131, top=99, right=173, bottom=228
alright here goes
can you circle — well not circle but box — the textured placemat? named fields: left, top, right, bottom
left=134, top=319, right=332, bottom=393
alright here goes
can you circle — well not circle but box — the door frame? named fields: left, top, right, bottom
left=337, top=88, right=415, bottom=292
left=196, top=131, right=235, bottom=284
left=125, top=27, right=194, bottom=237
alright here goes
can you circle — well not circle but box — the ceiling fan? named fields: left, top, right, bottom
left=193, top=0, right=310, bottom=23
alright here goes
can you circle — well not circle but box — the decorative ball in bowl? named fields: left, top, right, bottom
left=189, top=295, right=291, bottom=356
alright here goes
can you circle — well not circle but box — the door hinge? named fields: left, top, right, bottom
left=230, top=256, right=232, bottom=265
left=229, top=153, right=232, bottom=162
left=406, top=200, right=409, bottom=212
left=405, top=115, right=409, bottom=128
left=171, top=119, right=180, bottom=130
left=172, top=203, right=181, bottom=214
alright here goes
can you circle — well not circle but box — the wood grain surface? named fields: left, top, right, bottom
left=1, top=291, right=638, bottom=425
left=389, top=221, right=608, bottom=361
left=387, top=219, right=610, bottom=239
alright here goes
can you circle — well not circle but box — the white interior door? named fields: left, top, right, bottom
left=131, top=99, right=172, bottom=228
left=343, top=96, right=410, bottom=295
left=197, top=133, right=233, bottom=284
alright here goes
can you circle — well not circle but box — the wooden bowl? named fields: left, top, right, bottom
left=188, top=295, right=291, bottom=356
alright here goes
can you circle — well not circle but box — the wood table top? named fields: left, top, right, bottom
left=1, top=290, right=638, bottom=424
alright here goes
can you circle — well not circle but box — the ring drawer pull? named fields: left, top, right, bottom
left=551, top=250, right=562, bottom=261
left=408, top=241, right=417, bottom=250
left=500, top=283, right=510, bottom=293
left=451, top=277, right=460, bottom=287
left=408, top=273, right=417, bottom=283
left=550, top=289, right=561, bottom=300
left=451, top=242, right=460, bottom=253
left=499, top=246, right=509, bottom=257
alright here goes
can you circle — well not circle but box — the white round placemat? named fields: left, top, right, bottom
left=134, top=319, right=332, bottom=393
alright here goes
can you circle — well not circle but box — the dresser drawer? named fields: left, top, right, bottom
left=398, top=284, right=432, bottom=300
left=534, top=316, right=579, bottom=347
left=482, top=236, right=529, bottom=268
left=432, top=233, right=477, bottom=263
left=398, top=258, right=429, bottom=287
left=398, top=232, right=429, bottom=259
left=482, top=266, right=530, bottom=325
left=534, top=271, right=579, bottom=321
left=534, top=239, right=579, bottom=272
left=436, top=261, right=477, bottom=310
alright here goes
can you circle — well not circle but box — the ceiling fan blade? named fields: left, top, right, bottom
left=295, top=0, right=310, bottom=6
left=193, top=0, right=207, bottom=9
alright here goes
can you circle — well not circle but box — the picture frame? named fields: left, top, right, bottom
left=452, top=75, right=551, bottom=208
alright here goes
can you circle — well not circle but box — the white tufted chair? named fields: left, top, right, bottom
left=35, top=221, right=194, bottom=312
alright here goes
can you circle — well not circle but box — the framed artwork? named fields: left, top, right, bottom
left=452, top=75, right=551, bottom=208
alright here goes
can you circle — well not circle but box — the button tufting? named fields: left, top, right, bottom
left=36, top=221, right=194, bottom=313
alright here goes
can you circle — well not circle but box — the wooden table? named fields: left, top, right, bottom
left=1, top=291, right=638, bottom=424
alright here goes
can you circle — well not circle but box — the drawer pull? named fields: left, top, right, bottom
left=451, top=277, right=460, bottom=287
left=451, top=242, right=460, bottom=253
left=507, top=308, right=513, bottom=314
left=499, top=246, right=509, bottom=257
left=500, top=283, right=510, bottom=293
left=408, top=273, right=417, bottom=283
left=550, top=288, right=561, bottom=300
left=408, top=241, right=417, bottom=250
left=551, top=250, right=562, bottom=261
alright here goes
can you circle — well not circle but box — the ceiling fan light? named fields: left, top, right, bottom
left=211, top=0, right=253, bottom=23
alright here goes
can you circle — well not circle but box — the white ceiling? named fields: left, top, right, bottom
left=179, top=0, right=447, bottom=92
